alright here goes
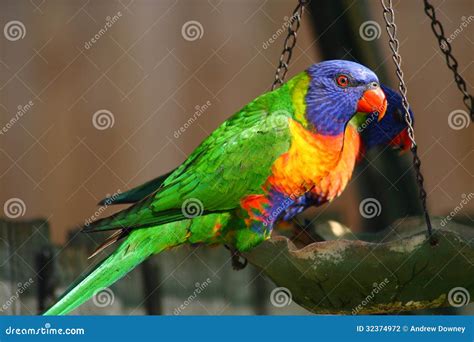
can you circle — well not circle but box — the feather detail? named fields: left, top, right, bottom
left=267, top=118, right=347, bottom=197
left=311, top=124, right=361, bottom=200
left=287, top=72, right=310, bottom=126
left=88, top=229, right=129, bottom=259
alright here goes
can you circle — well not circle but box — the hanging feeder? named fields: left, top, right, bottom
left=237, top=0, right=474, bottom=314
left=244, top=217, right=474, bottom=314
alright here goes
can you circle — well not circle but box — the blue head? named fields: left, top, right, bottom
left=305, top=60, right=387, bottom=136
left=361, top=84, right=414, bottom=151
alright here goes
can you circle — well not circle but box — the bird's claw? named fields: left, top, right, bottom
left=231, top=252, right=248, bottom=270
left=225, top=245, right=248, bottom=270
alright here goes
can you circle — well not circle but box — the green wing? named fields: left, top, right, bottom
left=98, top=171, right=173, bottom=205
left=83, top=87, right=294, bottom=233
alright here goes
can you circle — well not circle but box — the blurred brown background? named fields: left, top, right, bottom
left=0, top=0, right=473, bottom=315
left=1, top=0, right=472, bottom=243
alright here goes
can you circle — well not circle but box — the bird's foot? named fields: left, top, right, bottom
left=225, top=245, right=248, bottom=270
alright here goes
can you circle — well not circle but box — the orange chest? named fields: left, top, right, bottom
left=268, top=119, right=361, bottom=199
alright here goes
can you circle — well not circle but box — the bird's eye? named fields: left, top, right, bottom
left=336, top=74, right=349, bottom=88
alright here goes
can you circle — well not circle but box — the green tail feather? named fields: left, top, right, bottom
left=98, top=171, right=173, bottom=206
left=44, top=223, right=189, bottom=315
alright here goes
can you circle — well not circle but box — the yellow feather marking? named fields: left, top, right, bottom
left=287, top=72, right=310, bottom=126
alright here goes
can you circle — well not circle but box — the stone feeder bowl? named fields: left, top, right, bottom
left=243, top=217, right=474, bottom=314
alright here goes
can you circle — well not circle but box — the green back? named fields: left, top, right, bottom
left=83, top=80, right=300, bottom=232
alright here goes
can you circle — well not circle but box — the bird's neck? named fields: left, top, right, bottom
left=267, top=119, right=354, bottom=197
left=285, top=72, right=311, bottom=127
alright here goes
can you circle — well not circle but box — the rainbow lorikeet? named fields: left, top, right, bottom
left=280, top=84, right=413, bottom=221
left=45, top=60, right=389, bottom=315
left=96, top=84, right=413, bottom=212
left=361, top=85, right=412, bottom=152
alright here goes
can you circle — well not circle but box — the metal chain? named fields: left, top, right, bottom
left=423, top=0, right=474, bottom=120
left=229, top=0, right=309, bottom=271
left=271, top=0, right=308, bottom=90
left=380, top=0, right=434, bottom=242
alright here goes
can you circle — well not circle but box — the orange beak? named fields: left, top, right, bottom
left=357, top=87, right=387, bottom=121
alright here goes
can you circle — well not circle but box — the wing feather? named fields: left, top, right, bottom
left=83, top=90, right=294, bottom=233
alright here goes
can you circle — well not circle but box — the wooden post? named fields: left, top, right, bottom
left=252, top=269, right=268, bottom=315
left=35, top=246, right=56, bottom=313
left=141, top=257, right=162, bottom=315
left=0, top=219, right=53, bottom=315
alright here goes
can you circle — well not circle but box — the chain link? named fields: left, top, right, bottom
left=423, top=0, right=474, bottom=119
left=380, top=0, right=434, bottom=241
left=271, top=0, right=308, bottom=90
left=229, top=0, right=309, bottom=271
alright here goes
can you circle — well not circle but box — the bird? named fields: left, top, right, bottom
left=95, top=85, right=412, bottom=207
left=279, top=84, right=414, bottom=222
left=360, top=84, right=413, bottom=152
left=44, top=60, right=388, bottom=315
